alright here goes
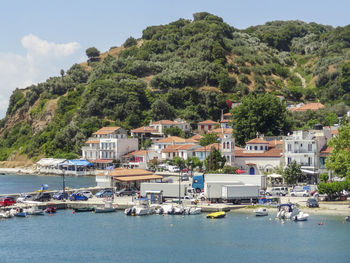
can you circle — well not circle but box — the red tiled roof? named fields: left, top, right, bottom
left=331, top=130, right=338, bottom=135
left=223, top=113, right=232, bottom=117
left=235, top=148, right=282, bottom=157
left=246, top=138, right=268, bottom=144
left=93, top=127, right=121, bottom=135
left=123, top=150, right=150, bottom=157
left=151, top=120, right=179, bottom=125
left=85, top=140, right=99, bottom=144
left=162, top=144, right=197, bottom=153
left=194, top=143, right=221, bottom=152
left=198, top=120, right=219, bottom=125
left=220, top=119, right=230, bottom=123
left=320, top=146, right=333, bottom=156
left=155, top=136, right=187, bottom=143
left=90, top=159, right=114, bottom=164
left=209, top=128, right=233, bottom=134
left=289, top=103, right=325, bottom=112
left=189, top=134, right=203, bottom=141
left=131, top=126, right=159, bottom=133
left=268, top=140, right=283, bottom=148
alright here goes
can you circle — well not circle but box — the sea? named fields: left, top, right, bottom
left=0, top=174, right=349, bottom=263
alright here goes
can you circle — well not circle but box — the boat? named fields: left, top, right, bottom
left=25, top=206, right=44, bottom=215
left=73, top=207, right=94, bottom=212
left=254, top=208, right=268, bottom=216
left=45, top=206, right=56, bottom=214
left=0, top=211, right=13, bottom=218
left=293, top=211, right=309, bottom=221
left=94, top=201, right=117, bottom=213
left=124, top=198, right=154, bottom=216
left=276, top=203, right=300, bottom=220
left=206, top=211, right=226, bottom=219
left=184, top=207, right=202, bottom=215
left=12, top=208, right=27, bottom=217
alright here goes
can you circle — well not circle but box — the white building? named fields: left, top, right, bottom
left=149, top=119, right=191, bottom=136
left=82, top=127, right=138, bottom=166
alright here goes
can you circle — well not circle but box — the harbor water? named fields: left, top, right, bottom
left=0, top=173, right=96, bottom=194
left=0, top=209, right=349, bottom=262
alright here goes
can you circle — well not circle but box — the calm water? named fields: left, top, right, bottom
left=0, top=210, right=349, bottom=263
left=0, top=174, right=96, bottom=194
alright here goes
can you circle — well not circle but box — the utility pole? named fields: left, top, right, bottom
left=62, top=170, right=66, bottom=202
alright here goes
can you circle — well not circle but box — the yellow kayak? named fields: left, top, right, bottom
left=207, top=211, right=226, bottom=219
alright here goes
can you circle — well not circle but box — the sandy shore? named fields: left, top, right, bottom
left=0, top=167, right=36, bottom=175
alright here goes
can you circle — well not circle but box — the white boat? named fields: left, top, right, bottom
left=293, top=211, right=309, bottom=221
left=25, top=206, right=45, bottom=215
left=184, top=207, right=202, bottom=215
left=0, top=211, right=13, bottom=218
left=276, top=204, right=300, bottom=220
left=124, top=198, right=154, bottom=216
left=254, top=208, right=268, bottom=216
left=11, top=208, right=27, bottom=217
left=95, top=201, right=117, bottom=213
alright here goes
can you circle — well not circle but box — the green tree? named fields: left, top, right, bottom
left=326, top=124, right=350, bottom=177
left=232, top=93, right=292, bottom=145
left=283, top=161, right=302, bottom=185
left=319, top=173, right=329, bottom=183
left=222, top=165, right=238, bottom=174
left=199, top=133, right=219, bottom=146
left=206, top=147, right=226, bottom=171
left=164, top=127, right=185, bottom=138
left=85, top=47, right=100, bottom=59
left=123, top=36, right=137, bottom=48
left=318, top=179, right=350, bottom=200
left=150, top=99, right=175, bottom=120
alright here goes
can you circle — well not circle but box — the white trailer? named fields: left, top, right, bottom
left=222, top=185, right=260, bottom=204
left=204, top=181, right=243, bottom=202
left=204, top=174, right=266, bottom=189
left=140, top=182, right=191, bottom=198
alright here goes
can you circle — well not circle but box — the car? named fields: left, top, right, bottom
left=96, top=189, right=114, bottom=198
left=69, top=192, right=88, bottom=201
left=307, top=198, right=319, bottom=208
left=33, top=192, right=51, bottom=202
left=116, top=188, right=136, bottom=197
left=290, top=189, right=309, bottom=197
left=17, top=193, right=34, bottom=203
left=0, top=196, right=16, bottom=206
left=52, top=191, right=69, bottom=200
left=181, top=174, right=189, bottom=181
left=266, top=187, right=288, bottom=196
left=80, top=191, right=93, bottom=198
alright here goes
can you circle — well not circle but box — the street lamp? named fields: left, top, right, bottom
left=62, top=170, right=66, bottom=202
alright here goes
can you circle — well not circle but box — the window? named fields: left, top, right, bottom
left=265, top=146, right=268, bottom=150
left=287, top=157, right=291, bottom=164
left=254, top=146, right=258, bottom=150
left=260, top=146, right=263, bottom=150
left=208, top=125, right=212, bottom=130
left=201, top=125, right=204, bottom=130
left=249, top=146, right=252, bottom=150
left=223, top=143, right=225, bottom=149
left=308, top=144, right=312, bottom=151
left=287, top=144, right=291, bottom=151
left=227, top=142, right=230, bottom=149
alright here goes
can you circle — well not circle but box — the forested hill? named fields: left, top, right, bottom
left=0, top=12, right=349, bottom=162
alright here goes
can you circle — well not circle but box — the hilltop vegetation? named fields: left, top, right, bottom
left=0, top=12, right=349, bottom=161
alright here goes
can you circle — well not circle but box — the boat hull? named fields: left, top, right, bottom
left=207, top=212, right=226, bottom=219
left=94, top=208, right=117, bottom=213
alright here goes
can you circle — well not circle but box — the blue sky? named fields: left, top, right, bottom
left=0, top=0, right=349, bottom=117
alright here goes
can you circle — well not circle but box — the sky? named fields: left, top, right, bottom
left=0, top=0, right=349, bottom=118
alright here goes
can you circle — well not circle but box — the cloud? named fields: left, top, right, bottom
left=0, top=34, right=81, bottom=118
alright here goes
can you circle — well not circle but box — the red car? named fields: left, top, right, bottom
left=0, top=196, right=16, bottom=206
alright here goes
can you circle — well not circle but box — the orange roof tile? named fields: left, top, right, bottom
left=151, top=120, right=179, bottom=125
left=331, top=130, right=338, bottom=135
left=162, top=144, right=197, bottom=153
left=131, top=126, right=159, bottom=133
left=123, top=150, right=150, bottom=157
left=155, top=136, right=187, bottom=144
left=246, top=138, right=268, bottom=144
left=320, top=146, right=333, bottom=156
left=194, top=143, right=221, bottom=152
left=235, top=148, right=282, bottom=157
left=268, top=140, right=283, bottom=148
left=114, top=174, right=163, bottom=182
left=93, top=126, right=121, bottom=135
left=289, top=103, right=325, bottom=112
left=209, top=128, right=233, bottom=134
left=189, top=134, right=203, bottom=141
left=103, top=168, right=154, bottom=177
left=220, top=119, right=230, bottom=123
left=198, top=120, right=219, bottom=125
left=85, top=140, right=99, bottom=144
left=223, top=113, right=232, bottom=117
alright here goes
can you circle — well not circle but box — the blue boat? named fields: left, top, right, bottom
left=13, top=208, right=27, bottom=217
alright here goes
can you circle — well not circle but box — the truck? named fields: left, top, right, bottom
left=140, top=182, right=192, bottom=199
left=221, top=185, right=260, bottom=204
left=192, top=173, right=266, bottom=193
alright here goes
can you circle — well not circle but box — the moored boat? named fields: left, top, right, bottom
left=94, top=201, right=117, bottom=213
left=184, top=207, right=202, bottom=215
left=45, top=206, right=56, bottom=214
left=25, top=206, right=45, bottom=215
left=73, top=207, right=94, bottom=212
left=125, top=198, right=154, bottom=216
left=293, top=211, right=309, bottom=221
left=0, top=211, right=13, bottom=218
left=12, top=208, right=27, bottom=217
left=206, top=211, right=226, bottom=219
left=254, top=208, right=268, bottom=216
left=276, top=203, right=299, bottom=220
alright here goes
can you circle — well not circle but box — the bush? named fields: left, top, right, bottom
left=123, top=37, right=137, bottom=48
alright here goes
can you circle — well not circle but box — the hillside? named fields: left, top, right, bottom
left=0, top=12, right=349, bottom=163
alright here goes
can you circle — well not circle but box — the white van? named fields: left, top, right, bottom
left=266, top=187, right=288, bottom=196
left=168, top=166, right=180, bottom=172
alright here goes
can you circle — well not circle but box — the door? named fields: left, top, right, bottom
left=249, top=167, right=255, bottom=175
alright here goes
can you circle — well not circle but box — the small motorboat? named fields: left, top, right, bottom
left=254, top=208, right=268, bottom=216
left=13, top=208, right=27, bottom=217
left=73, top=207, right=94, bottom=212
left=125, top=198, right=154, bottom=216
left=293, top=211, right=309, bottom=221
left=45, top=206, right=56, bottom=214
left=94, top=201, right=117, bottom=213
left=0, top=211, right=13, bottom=218
left=25, top=206, right=44, bottom=215
left=207, top=211, right=226, bottom=219
left=184, top=207, right=202, bottom=215
left=276, top=203, right=299, bottom=220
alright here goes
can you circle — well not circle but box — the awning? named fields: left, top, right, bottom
left=236, top=169, right=245, bottom=174
left=113, top=175, right=163, bottom=182
left=301, top=169, right=319, bottom=175
left=267, top=173, right=283, bottom=178
left=90, top=159, right=114, bottom=164
left=60, top=159, right=93, bottom=166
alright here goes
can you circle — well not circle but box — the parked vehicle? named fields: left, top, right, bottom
left=181, top=174, right=189, bottom=181
left=266, top=187, right=288, bottom=196
left=306, top=198, right=319, bottom=208
left=168, top=166, right=180, bottom=173
left=140, top=182, right=191, bottom=198
left=52, top=191, right=68, bottom=200
left=17, top=194, right=34, bottom=203
left=96, top=189, right=114, bottom=198
left=0, top=196, right=16, bottom=206
left=70, top=192, right=88, bottom=201
left=80, top=191, right=93, bottom=198
left=290, top=189, right=309, bottom=197
left=33, top=192, right=51, bottom=202
left=221, top=185, right=260, bottom=204
left=116, top=188, right=136, bottom=197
